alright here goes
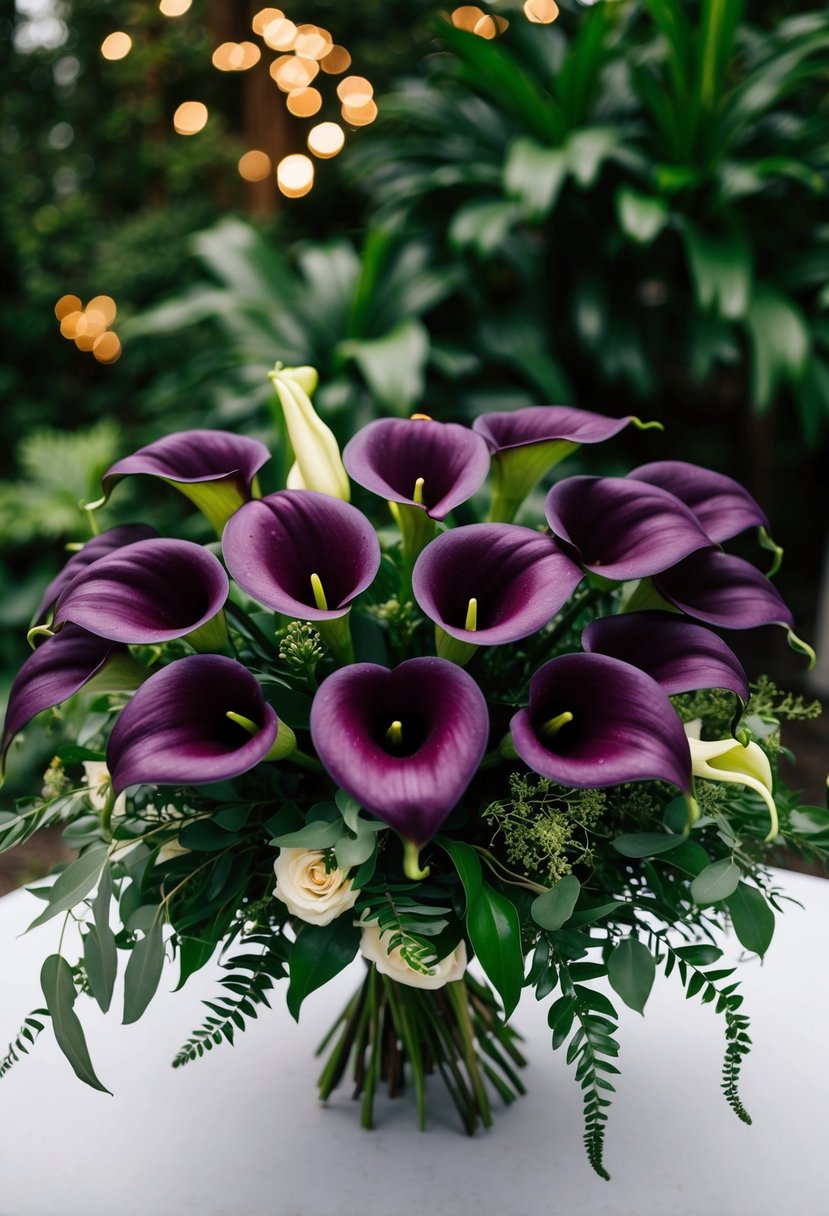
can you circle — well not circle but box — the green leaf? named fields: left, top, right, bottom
left=682, top=221, right=752, bottom=319
left=659, top=840, right=710, bottom=877
left=467, top=883, right=525, bottom=1020
left=340, top=318, right=429, bottom=414
left=85, top=866, right=117, bottom=1013
left=607, top=938, right=656, bottom=1015
left=615, top=185, right=668, bottom=245
left=55, top=744, right=106, bottom=764
left=727, top=882, right=775, bottom=958
left=449, top=199, right=523, bottom=257
left=27, top=842, right=108, bottom=930
left=504, top=138, right=569, bottom=220
left=745, top=287, right=811, bottom=411
left=40, top=955, right=110, bottom=1093
left=674, top=944, right=723, bottom=966
left=437, top=836, right=483, bottom=901
left=788, top=806, right=829, bottom=846
left=286, top=918, right=360, bottom=1021
left=531, top=875, right=581, bottom=930
left=691, top=858, right=741, bottom=906
left=123, top=917, right=166, bottom=1025
left=270, top=820, right=343, bottom=849
left=612, top=832, right=684, bottom=858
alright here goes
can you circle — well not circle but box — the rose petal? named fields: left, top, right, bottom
left=628, top=461, right=769, bottom=543
left=653, top=550, right=794, bottom=630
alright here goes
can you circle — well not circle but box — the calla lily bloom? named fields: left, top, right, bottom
left=684, top=720, right=778, bottom=842
left=33, top=524, right=158, bottom=625
left=270, top=365, right=350, bottom=502
left=222, top=490, right=380, bottom=621
left=653, top=549, right=793, bottom=631
left=343, top=417, right=491, bottom=521
left=473, top=406, right=659, bottom=523
left=1, top=626, right=126, bottom=777
left=310, top=658, right=489, bottom=863
left=51, top=538, right=229, bottom=649
left=412, top=524, right=583, bottom=661
left=582, top=612, right=749, bottom=703
left=510, top=653, right=692, bottom=795
left=544, top=476, right=711, bottom=581
left=93, top=430, right=271, bottom=534
left=627, top=461, right=769, bottom=544
left=107, top=655, right=280, bottom=792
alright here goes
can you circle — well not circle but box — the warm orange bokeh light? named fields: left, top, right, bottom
left=173, top=101, right=208, bottom=135
left=294, top=24, right=332, bottom=60
left=159, top=0, right=192, bottom=16
left=54, top=295, right=82, bottom=321
left=86, top=295, right=117, bottom=326
left=336, top=75, right=373, bottom=103
left=238, top=150, right=273, bottom=181
left=307, top=122, right=345, bottom=159
left=473, top=14, right=497, bottom=38
left=341, top=98, right=378, bottom=127
left=271, top=55, right=319, bottom=91
left=252, top=8, right=283, bottom=35
left=262, top=17, right=297, bottom=51
left=276, top=153, right=314, bottom=198
left=286, top=87, right=323, bottom=117
left=320, top=44, right=351, bottom=75
left=101, top=32, right=132, bottom=60
left=214, top=41, right=261, bottom=70
left=524, top=0, right=560, bottom=23
left=59, top=311, right=83, bottom=339
left=93, top=332, right=123, bottom=364
left=450, top=6, right=485, bottom=32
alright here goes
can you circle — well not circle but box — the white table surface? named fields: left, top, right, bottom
left=0, top=868, right=827, bottom=1216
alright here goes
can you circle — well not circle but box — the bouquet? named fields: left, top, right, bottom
left=1, top=365, right=823, bottom=1180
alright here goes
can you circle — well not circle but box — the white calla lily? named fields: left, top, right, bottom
left=684, top=720, right=778, bottom=842
left=269, top=365, right=350, bottom=501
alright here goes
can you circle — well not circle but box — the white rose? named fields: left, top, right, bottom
left=359, top=921, right=468, bottom=990
left=273, top=848, right=359, bottom=926
left=83, top=761, right=126, bottom=817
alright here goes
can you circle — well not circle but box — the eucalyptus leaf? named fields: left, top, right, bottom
left=270, top=820, right=344, bottom=850
left=27, top=842, right=108, bottom=930
left=607, top=938, right=655, bottom=1015
left=727, top=882, right=775, bottom=958
left=691, top=859, right=741, bottom=906
left=84, top=925, right=117, bottom=1015
left=123, top=917, right=166, bottom=1025
left=40, top=955, right=110, bottom=1093
left=612, top=833, right=684, bottom=858
left=531, top=875, right=581, bottom=931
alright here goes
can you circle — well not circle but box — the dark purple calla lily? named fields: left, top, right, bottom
left=342, top=417, right=491, bottom=521
left=473, top=406, right=659, bottom=523
left=95, top=430, right=271, bottom=533
left=627, top=461, right=769, bottom=544
left=1, top=627, right=125, bottom=775
left=33, top=525, right=158, bottom=626
left=412, top=524, right=583, bottom=645
left=653, top=549, right=794, bottom=630
left=544, top=476, right=711, bottom=580
left=52, top=538, right=229, bottom=645
left=310, top=658, right=489, bottom=847
left=582, top=612, right=749, bottom=703
left=107, top=655, right=279, bottom=792
left=510, top=653, right=692, bottom=793
left=222, top=490, right=380, bottom=621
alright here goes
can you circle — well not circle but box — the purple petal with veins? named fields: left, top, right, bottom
left=33, top=525, right=158, bottom=625
left=582, top=611, right=749, bottom=702
left=107, top=655, right=278, bottom=792
left=473, top=406, right=641, bottom=452
left=653, top=549, right=794, bottom=630
left=310, top=658, right=489, bottom=845
left=412, top=524, right=583, bottom=644
left=510, top=653, right=691, bottom=792
left=342, top=418, right=491, bottom=520
left=222, top=490, right=380, bottom=621
left=628, top=461, right=769, bottom=543
left=545, top=476, right=711, bottom=580
left=101, top=429, right=270, bottom=499
left=1, top=626, right=122, bottom=773
left=52, top=538, right=228, bottom=644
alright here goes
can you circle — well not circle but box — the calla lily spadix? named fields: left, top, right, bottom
left=510, top=652, right=694, bottom=801
left=684, top=720, right=779, bottom=842
left=49, top=538, right=229, bottom=650
left=90, top=430, right=271, bottom=535
left=310, top=658, right=489, bottom=875
left=544, top=476, right=711, bottom=581
left=269, top=364, right=350, bottom=502
left=412, top=523, right=583, bottom=664
left=107, top=655, right=281, bottom=792
left=1, top=626, right=135, bottom=779
left=473, top=405, right=661, bottom=524
left=582, top=611, right=749, bottom=703
left=32, top=524, right=158, bottom=626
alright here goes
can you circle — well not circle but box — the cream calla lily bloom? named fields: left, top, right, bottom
left=684, top=719, right=778, bottom=842
left=269, top=365, right=350, bottom=501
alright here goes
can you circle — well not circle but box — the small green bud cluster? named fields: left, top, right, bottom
left=278, top=621, right=325, bottom=669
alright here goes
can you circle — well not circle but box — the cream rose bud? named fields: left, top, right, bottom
left=359, top=921, right=468, bottom=991
left=273, top=848, right=359, bottom=926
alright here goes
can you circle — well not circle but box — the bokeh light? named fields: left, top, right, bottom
left=524, top=0, right=560, bottom=23
left=59, top=310, right=83, bottom=339
left=271, top=55, right=319, bottom=91
left=336, top=75, right=373, bottom=104
left=213, top=41, right=261, bottom=71
left=341, top=98, right=378, bottom=127
left=86, top=295, right=117, bottom=326
left=262, top=17, right=297, bottom=51
left=159, top=0, right=192, bottom=15
left=320, top=44, right=351, bottom=74
left=473, top=14, right=497, bottom=38
left=173, top=101, right=208, bottom=135
left=54, top=295, right=81, bottom=321
left=100, top=32, right=132, bottom=61
left=294, top=25, right=332, bottom=60
left=286, top=87, right=322, bottom=117
left=238, top=150, right=273, bottom=181
left=307, top=122, right=345, bottom=159
left=450, top=6, right=485, bottom=31
left=252, top=8, right=283, bottom=35
left=93, top=332, right=123, bottom=364
left=276, top=153, right=314, bottom=198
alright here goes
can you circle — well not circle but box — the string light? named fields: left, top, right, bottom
left=54, top=295, right=81, bottom=321
left=450, top=6, right=485, bottom=31
left=238, top=150, right=273, bottom=181
left=262, top=17, right=297, bottom=50
left=100, top=32, right=132, bottom=60
left=524, top=0, right=560, bottom=22
left=341, top=98, right=378, bottom=127
left=93, top=333, right=122, bottom=364
left=286, top=87, right=322, bottom=117
left=213, top=41, right=261, bottom=71
left=320, top=44, right=351, bottom=74
left=86, top=295, right=117, bottom=326
left=271, top=55, right=319, bottom=90
left=159, top=0, right=192, bottom=16
left=276, top=153, right=314, bottom=198
left=54, top=296, right=121, bottom=365
left=294, top=24, right=332, bottom=60
left=307, top=122, right=345, bottom=158
left=252, top=8, right=283, bottom=35
left=336, top=75, right=373, bottom=104
left=173, top=101, right=208, bottom=135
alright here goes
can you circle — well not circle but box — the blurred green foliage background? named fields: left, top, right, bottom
left=2, top=0, right=828, bottom=794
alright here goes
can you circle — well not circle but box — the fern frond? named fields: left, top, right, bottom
left=172, top=933, right=288, bottom=1068
left=0, top=1008, right=49, bottom=1080
left=356, top=885, right=451, bottom=975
